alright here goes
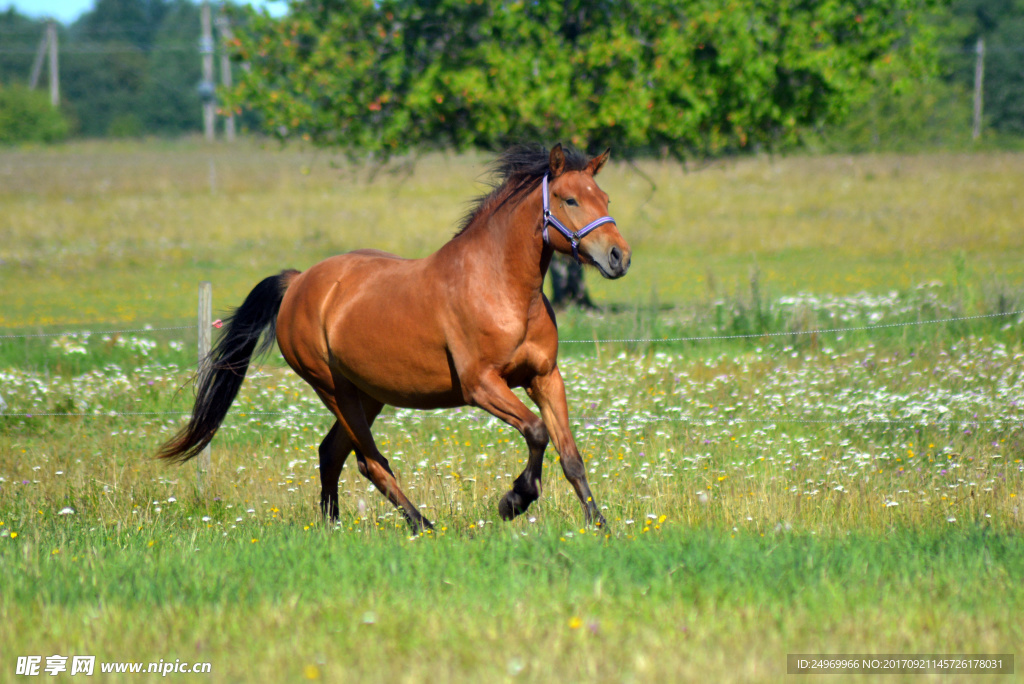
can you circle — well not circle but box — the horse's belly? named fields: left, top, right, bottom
left=332, top=341, right=464, bottom=410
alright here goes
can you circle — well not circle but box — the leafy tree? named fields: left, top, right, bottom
left=984, top=16, right=1024, bottom=136
left=0, top=83, right=70, bottom=143
left=0, top=10, right=76, bottom=138
left=821, top=3, right=974, bottom=152
left=226, top=0, right=943, bottom=159
left=73, top=0, right=170, bottom=46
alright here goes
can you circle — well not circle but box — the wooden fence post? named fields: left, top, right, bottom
left=197, top=281, right=212, bottom=493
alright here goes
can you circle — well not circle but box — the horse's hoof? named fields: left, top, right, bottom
left=407, top=516, right=434, bottom=534
left=320, top=502, right=339, bottom=523
left=498, top=491, right=527, bottom=520
left=498, top=493, right=515, bottom=520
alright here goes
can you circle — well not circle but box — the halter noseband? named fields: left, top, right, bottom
left=542, top=173, right=616, bottom=262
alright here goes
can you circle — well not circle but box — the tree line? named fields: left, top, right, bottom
left=0, top=0, right=1022, bottom=149
left=0, top=0, right=205, bottom=139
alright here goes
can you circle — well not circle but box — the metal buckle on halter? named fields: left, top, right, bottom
left=541, top=174, right=616, bottom=262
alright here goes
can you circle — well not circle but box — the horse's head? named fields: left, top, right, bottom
left=543, top=144, right=631, bottom=279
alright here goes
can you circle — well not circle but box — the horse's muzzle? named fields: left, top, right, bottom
left=608, top=245, right=630, bottom=276
left=593, top=244, right=631, bottom=279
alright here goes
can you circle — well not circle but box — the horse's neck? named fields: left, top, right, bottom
left=438, top=186, right=551, bottom=312
left=482, top=191, right=551, bottom=301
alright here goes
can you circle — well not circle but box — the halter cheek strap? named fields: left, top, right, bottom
left=542, top=174, right=616, bottom=262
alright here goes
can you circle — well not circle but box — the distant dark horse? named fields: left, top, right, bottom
left=158, top=143, right=631, bottom=531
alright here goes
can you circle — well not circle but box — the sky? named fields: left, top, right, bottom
left=3, top=0, right=286, bottom=24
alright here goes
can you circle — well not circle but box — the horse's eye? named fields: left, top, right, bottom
left=565, top=198, right=578, bottom=207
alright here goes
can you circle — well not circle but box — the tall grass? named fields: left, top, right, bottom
left=3, top=141, right=1024, bottom=327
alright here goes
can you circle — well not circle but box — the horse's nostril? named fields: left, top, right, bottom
left=609, top=246, right=622, bottom=268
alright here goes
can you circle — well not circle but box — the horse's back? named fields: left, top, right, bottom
left=281, top=250, right=419, bottom=309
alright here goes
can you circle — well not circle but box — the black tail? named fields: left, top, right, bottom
left=158, top=270, right=299, bottom=463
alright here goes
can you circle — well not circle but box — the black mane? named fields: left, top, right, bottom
left=454, top=143, right=591, bottom=237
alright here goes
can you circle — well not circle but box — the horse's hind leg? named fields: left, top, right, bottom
left=317, top=397, right=384, bottom=522
left=319, top=422, right=349, bottom=521
left=352, top=450, right=432, bottom=532
left=326, top=377, right=433, bottom=533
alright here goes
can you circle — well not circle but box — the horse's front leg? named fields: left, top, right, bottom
left=527, top=367, right=605, bottom=527
left=461, top=370, right=549, bottom=521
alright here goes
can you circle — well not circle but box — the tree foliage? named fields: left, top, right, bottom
left=226, top=0, right=942, bottom=158
left=62, top=0, right=203, bottom=137
left=0, top=0, right=213, bottom=138
left=0, top=83, right=70, bottom=143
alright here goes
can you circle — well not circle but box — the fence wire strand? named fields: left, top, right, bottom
left=1, top=409, right=1019, bottom=429
left=0, top=309, right=1020, bottom=344
left=0, top=325, right=194, bottom=340
left=560, top=310, right=1024, bottom=344
left=1, top=309, right=1022, bottom=429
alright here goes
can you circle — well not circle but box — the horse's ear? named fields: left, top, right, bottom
left=549, top=143, right=566, bottom=177
left=587, top=148, right=610, bottom=176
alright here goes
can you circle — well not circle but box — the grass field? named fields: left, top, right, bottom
left=1, top=140, right=1023, bottom=682
left=3, top=140, right=1024, bottom=328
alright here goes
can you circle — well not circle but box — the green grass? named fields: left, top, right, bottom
left=2, top=517, right=1021, bottom=682
left=2, top=141, right=1024, bottom=682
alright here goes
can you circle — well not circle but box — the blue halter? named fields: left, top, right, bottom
left=542, top=173, right=616, bottom=262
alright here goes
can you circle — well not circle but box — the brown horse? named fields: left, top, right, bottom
left=158, top=143, right=631, bottom=531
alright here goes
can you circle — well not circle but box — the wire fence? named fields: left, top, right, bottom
left=1, top=407, right=1019, bottom=428
left=0, top=325, right=195, bottom=340
left=1, top=308, right=1022, bottom=429
left=1, top=308, right=1021, bottom=344
left=559, top=310, right=1024, bottom=344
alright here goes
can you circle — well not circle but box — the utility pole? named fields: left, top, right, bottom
left=200, top=0, right=216, bottom=142
left=29, top=19, right=59, bottom=106
left=216, top=11, right=235, bottom=142
left=47, top=19, right=59, bottom=107
left=29, top=25, right=47, bottom=90
left=972, top=36, right=984, bottom=141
